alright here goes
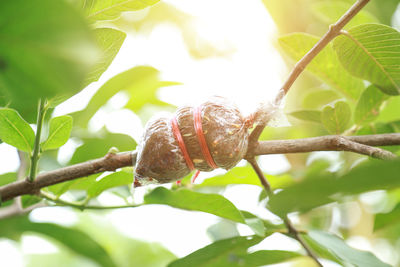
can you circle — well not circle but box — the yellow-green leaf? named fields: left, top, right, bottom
left=321, top=101, right=351, bottom=134
left=279, top=33, right=365, bottom=100
left=80, top=0, right=160, bottom=22
left=0, top=108, right=35, bottom=152
left=42, top=116, right=73, bottom=151
left=355, top=85, right=389, bottom=125
left=334, top=24, right=400, bottom=95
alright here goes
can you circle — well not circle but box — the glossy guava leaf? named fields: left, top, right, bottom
left=0, top=216, right=116, bottom=267
left=42, top=116, right=73, bottom=151
left=79, top=0, right=160, bottom=22
left=144, top=187, right=245, bottom=223
left=83, top=28, right=126, bottom=87
left=289, top=110, right=322, bottom=123
left=0, top=108, right=35, bottom=153
left=311, top=1, right=378, bottom=28
left=279, top=33, right=365, bottom=100
left=307, top=231, right=390, bottom=267
left=87, top=171, right=132, bottom=198
left=269, top=159, right=400, bottom=216
left=374, top=203, right=400, bottom=231
left=72, top=66, right=178, bottom=127
left=334, top=24, right=400, bottom=95
left=354, top=85, right=389, bottom=125
left=0, top=0, right=98, bottom=121
left=321, top=101, right=351, bottom=134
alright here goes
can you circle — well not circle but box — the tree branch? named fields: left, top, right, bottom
left=0, top=151, right=135, bottom=203
left=249, top=0, right=371, bottom=143
left=0, top=133, right=397, bottom=204
left=253, top=134, right=398, bottom=160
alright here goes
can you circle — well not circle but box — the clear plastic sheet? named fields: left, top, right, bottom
left=134, top=96, right=249, bottom=186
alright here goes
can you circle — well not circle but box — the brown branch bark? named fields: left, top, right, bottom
left=0, top=151, right=135, bottom=204
left=253, top=134, right=399, bottom=160
left=0, top=133, right=398, bottom=203
left=249, top=0, right=371, bottom=143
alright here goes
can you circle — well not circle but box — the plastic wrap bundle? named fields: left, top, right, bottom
left=134, top=96, right=251, bottom=186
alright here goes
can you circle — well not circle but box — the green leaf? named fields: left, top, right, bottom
left=0, top=0, right=98, bottom=121
left=311, top=1, right=378, bottom=28
left=356, top=121, right=397, bottom=136
left=302, top=234, right=342, bottom=264
left=364, top=0, right=399, bottom=26
left=269, top=159, right=400, bottom=216
left=26, top=250, right=104, bottom=267
left=0, top=216, right=116, bottom=267
left=321, top=101, right=351, bottom=134
left=168, top=236, right=263, bottom=267
left=207, top=220, right=240, bottom=241
left=46, top=174, right=101, bottom=197
left=76, top=213, right=177, bottom=267
left=240, top=211, right=266, bottom=237
left=42, top=116, right=73, bottom=151
left=261, top=0, right=314, bottom=34
left=169, top=234, right=300, bottom=267
left=378, top=96, right=400, bottom=122
left=80, top=0, right=160, bottom=22
left=198, top=165, right=293, bottom=190
left=21, top=195, right=42, bottom=209
left=333, top=24, right=400, bottom=95
left=0, top=108, right=35, bottom=152
left=355, top=85, right=389, bottom=125
left=72, top=66, right=177, bottom=127
left=374, top=203, right=400, bottom=231
left=302, top=89, right=340, bottom=109
left=83, top=28, right=126, bottom=87
left=278, top=33, right=365, bottom=100
left=0, top=172, right=16, bottom=187
left=144, top=187, right=245, bottom=223
left=70, top=131, right=136, bottom=164
left=308, top=231, right=390, bottom=267
left=87, top=171, right=132, bottom=198
left=288, top=110, right=322, bottom=123
left=235, top=250, right=302, bottom=266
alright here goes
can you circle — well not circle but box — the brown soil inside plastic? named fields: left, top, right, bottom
left=135, top=97, right=249, bottom=185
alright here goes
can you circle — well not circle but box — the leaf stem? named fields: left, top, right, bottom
left=29, top=98, right=47, bottom=182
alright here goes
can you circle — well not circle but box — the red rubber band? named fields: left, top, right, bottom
left=171, top=117, right=195, bottom=171
left=191, top=170, right=201, bottom=183
left=193, top=106, right=218, bottom=169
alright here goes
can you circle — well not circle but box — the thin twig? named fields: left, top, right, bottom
left=248, top=158, right=323, bottom=266
left=284, top=217, right=322, bottom=266
left=249, top=0, right=371, bottom=143
left=40, top=191, right=140, bottom=211
left=247, top=158, right=271, bottom=192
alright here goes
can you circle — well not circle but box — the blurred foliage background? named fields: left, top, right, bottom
left=0, top=0, right=400, bottom=266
